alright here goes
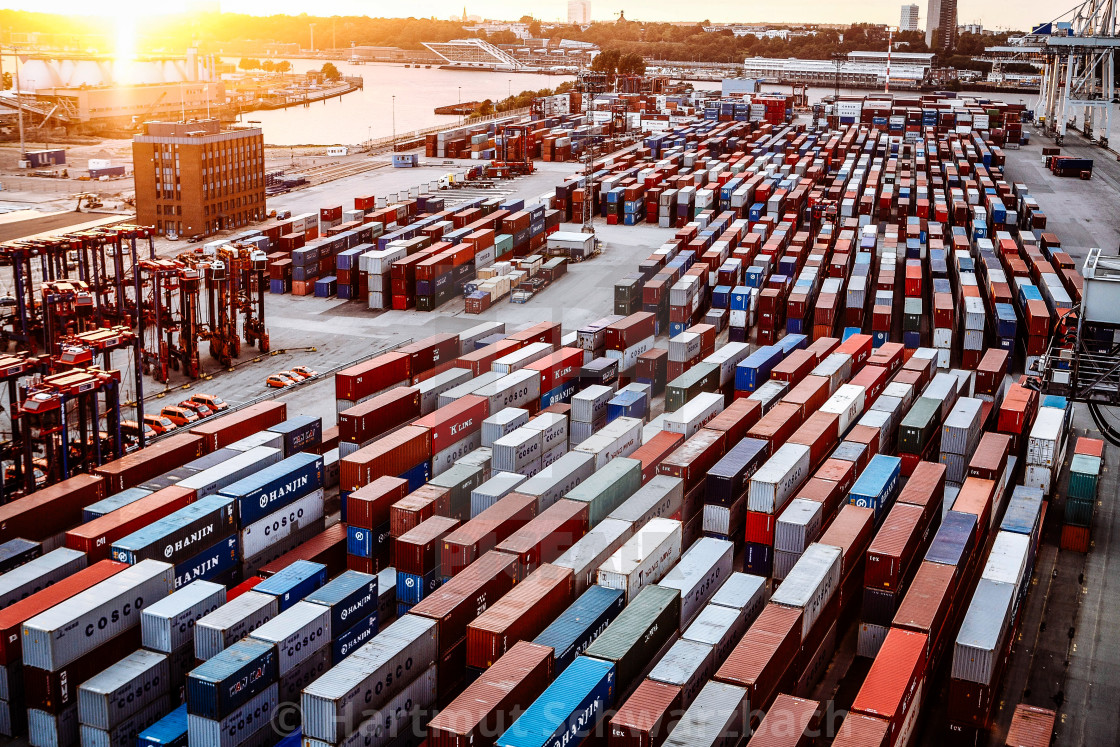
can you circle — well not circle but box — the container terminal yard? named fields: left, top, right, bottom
left=0, top=79, right=1116, bottom=747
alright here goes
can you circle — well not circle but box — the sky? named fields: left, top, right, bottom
left=3, top=0, right=1072, bottom=33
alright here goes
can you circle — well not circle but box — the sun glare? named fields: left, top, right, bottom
left=113, top=15, right=138, bottom=83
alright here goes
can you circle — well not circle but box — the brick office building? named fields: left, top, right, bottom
left=132, top=119, right=265, bottom=238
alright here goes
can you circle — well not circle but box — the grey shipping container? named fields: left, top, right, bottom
left=239, top=488, right=325, bottom=559
left=305, top=665, right=437, bottom=747
left=301, top=613, right=438, bottom=744
left=28, top=703, right=79, bottom=747
left=482, top=408, right=531, bottom=448
left=77, top=649, right=169, bottom=730
left=186, top=682, right=278, bottom=747
left=0, top=548, right=87, bottom=610
left=429, top=463, right=486, bottom=520
left=583, top=583, right=681, bottom=688
left=227, top=430, right=285, bottom=454
left=470, top=472, right=528, bottom=516
left=440, top=372, right=503, bottom=409
left=553, top=518, right=635, bottom=596
left=709, top=572, right=769, bottom=619
left=951, top=578, right=1016, bottom=685
left=142, top=580, right=227, bottom=653
left=516, top=450, right=596, bottom=511
left=661, top=680, right=748, bottom=747
left=657, top=537, right=734, bottom=629
left=194, top=590, right=279, bottom=661
left=249, top=600, right=331, bottom=676
left=79, top=695, right=171, bottom=747
left=648, top=637, right=715, bottom=706
left=175, top=446, right=283, bottom=499
left=682, top=603, right=752, bottom=670
left=21, top=560, right=174, bottom=671
left=186, top=636, right=277, bottom=719
left=608, top=475, right=684, bottom=526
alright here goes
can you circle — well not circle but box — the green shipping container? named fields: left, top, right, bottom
left=1064, top=495, right=1095, bottom=527
left=898, top=397, right=941, bottom=455
left=584, top=584, right=680, bottom=690
left=1067, top=454, right=1101, bottom=501
left=565, top=458, right=642, bottom=526
left=495, top=234, right=514, bottom=257
left=665, top=362, right=721, bottom=413
left=903, top=298, right=923, bottom=333
left=615, top=278, right=641, bottom=304
left=429, top=463, right=485, bottom=521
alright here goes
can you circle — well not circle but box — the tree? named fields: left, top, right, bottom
left=321, top=62, right=341, bottom=81
left=261, top=59, right=275, bottom=72
left=478, top=99, right=494, bottom=115
left=239, top=57, right=261, bottom=71
left=618, top=52, right=645, bottom=76
left=591, top=48, right=622, bottom=74
left=528, top=20, right=541, bottom=38
left=519, top=15, right=534, bottom=23
left=275, top=60, right=292, bottom=73
left=0, top=72, right=10, bottom=90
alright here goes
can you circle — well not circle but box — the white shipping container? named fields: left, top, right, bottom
left=703, top=342, right=751, bottom=387
left=77, top=649, right=169, bottom=730
left=663, top=392, right=724, bottom=439
left=517, top=451, right=596, bottom=511
left=554, top=518, right=636, bottom=596
left=470, top=471, right=527, bottom=516
left=141, top=580, right=227, bottom=653
left=668, top=332, right=701, bottom=363
left=924, top=373, right=961, bottom=419
left=250, top=601, right=331, bottom=676
left=1027, top=406, right=1066, bottom=468
left=492, top=342, right=553, bottom=375
left=774, top=498, right=823, bottom=554
left=194, top=591, right=279, bottom=661
left=240, top=489, right=325, bottom=559
left=770, top=543, right=842, bottom=638
left=647, top=638, right=715, bottom=707
left=313, top=665, right=438, bottom=747
left=0, top=548, right=87, bottom=610
left=440, top=371, right=503, bottom=408
left=747, top=380, right=789, bottom=413
left=608, top=476, right=684, bottom=526
left=176, top=446, right=282, bottom=499
left=524, top=412, right=568, bottom=452
left=457, top=322, right=506, bottom=355
left=656, top=537, right=734, bottom=629
left=681, top=602, right=752, bottom=669
left=1023, top=463, right=1053, bottom=494
left=748, top=443, right=812, bottom=514
left=21, top=560, right=174, bottom=671
left=187, top=682, right=277, bottom=747
left=811, top=353, right=853, bottom=394
left=597, top=518, right=683, bottom=602
left=573, top=417, right=643, bottom=470
left=418, top=369, right=474, bottom=415
left=820, top=384, right=866, bottom=433
left=79, top=696, right=172, bottom=747
left=482, top=408, right=530, bottom=448
left=492, top=427, right=544, bottom=474
left=227, top=431, right=285, bottom=453
left=572, top=385, right=617, bottom=424
left=474, top=370, right=540, bottom=413
left=981, top=532, right=1030, bottom=590
left=605, top=336, right=656, bottom=372
left=951, top=578, right=1015, bottom=685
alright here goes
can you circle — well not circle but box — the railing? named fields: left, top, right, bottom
left=363, top=107, right=533, bottom=152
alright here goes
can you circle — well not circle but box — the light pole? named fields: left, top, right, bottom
left=14, top=48, right=25, bottom=168
left=458, top=86, right=462, bottom=125
left=392, top=95, right=396, bottom=151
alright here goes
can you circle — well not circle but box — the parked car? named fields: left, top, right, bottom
left=177, top=399, right=213, bottom=419
left=160, top=405, right=200, bottom=427
left=122, top=419, right=156, bottom=447
left=289, top=366, right=319, bottom=379
left=188, top=393, right=229, bottom=412
left=143, top=414, right=177, bottom=434
left=266, top=373, right=298, bottom=388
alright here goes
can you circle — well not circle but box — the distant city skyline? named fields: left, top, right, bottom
left=4, top=1, right=1048, bottom=31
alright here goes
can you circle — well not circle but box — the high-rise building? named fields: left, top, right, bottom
left=133, top=119, right=266, bottom=238
left=925, top=0, right=957, bottom=50
left=900, top=4, right=920, bottom=32
left=568, top=0, right=591, bottom=25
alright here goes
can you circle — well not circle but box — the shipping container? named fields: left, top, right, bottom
left=584, top=583, right=681, bottom=689
left=190, top=401, right=287, bottom=451
left=598, top=518, right=683, bottom=602
left=746, top=693, right=821, bottom=747
left=533, top=584, right=626, bottom=673
left=220, top=452, right=325, bottom=526
left=495, top=655, right=615, bottom=747
left=657, top=537, right=734, bottom=629
left=78, top=649, right=169, bottom=730
left=850, top=628, right=928, bottom=746
left=609, top=679, right=682, bottom=747
left=660, top=680, right=749, bottom=747
left=0, top=548, right=87, bottom=610
left=467, top=564, right=574, bottom=669
left=141, top=580, right=226, bottom=654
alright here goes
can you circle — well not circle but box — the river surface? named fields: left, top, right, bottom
left=225, top=58, right=574, bottom=146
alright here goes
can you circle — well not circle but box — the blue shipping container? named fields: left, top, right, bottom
left=83, top=487, right=153, bottom=522
left=332, top=612, right=379, bottom=664
left=266, top=416, right=323, bottom=458
left=401, top=461, right=431, bottom=492
left=496, top=656, right=616, bottom=747
left=138, top=703, right=188, bottom=746
left=735, top=345, right=783, bottom=392
left=1001, top=486, right=1044, bottom=537
left=606, top=391, right=647, bottom=423
left=174, top=534, right=238, bottom=589
left=220, top=452, right=324, bottom=526
left=397, top=568, right=442, bottom=605
left=255, top=560, right=328, bottom=611
left=533, top=586, right=626, bottom=673
left=304, top=570, right=378, bottom=635
left=347, top=525, right=374, bottom=558
left=925, top=511, right=977, bottom=571
left=186, top=637, right=277, bottom=719
left=541, top=380, right=579, bottom=409
left=847, top=455, right=902, bottom=518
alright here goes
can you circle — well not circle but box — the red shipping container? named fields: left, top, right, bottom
left=747, top=693, right=821, bottom=747
left=347, top=476, right=409, bottom=529
left=340, top=426, right=432, bottom=493
left=819, top=505, right=875, bottom=580
left=793, top=477, right=846, bottom=523
left=336, top=352, right=411, bottom=403
left=817, top=458, right=857, bottom=495
left=1074, top=436, right=1105, bottom=458
left=189, top=401, right=287, bottom=451
left=411, top=550, right=519, bottom=650
left=850, top=365, right=888, bottom=403
left=227, top=576, right=263, bottom=600
left=892, top=560, right=957, bottom=663
left=317, top=425, right=341, bottom=455
left=400, top=334, right=460, bottom=377
left=851, top=628, right=927, bottom=746
left=746, top=402, right=803, bottom=449
left=832, top=713, right=890, bottom=747
left=951, top=477, right=996, bottom=546
left=258, top=523, right=347, bottom=577
left=509, top=321, right=562, bottom=348
left=466, top=564, right=574, bottom=669
left=771, top=350, right=816, bottom=384
left=781, top=377, right=830, bottom=421
left=630, top=431, right=686, bottom=484
left=338, top=387, right=421, bottom=444
left=390, top=485, right=451, bottom=538
left=715, top=603, right=802, bottom=709
left=414, top=394, right=490, bottom=454
left=65, top=485, right=196, bottom=561
left=525, top=348, right=584, bottom=393
left=1005, top=705, right=1058, bottom=747
left=94, top=432, right=206, bottom=493
left=867, top=343, right=905, bottom=374
left=0, top=473, right=105, bottom=543
left=836, top=334, right=872, bottom=370
left=0, top=559, right=127, bottom=666
left=657, top=428, right=727, bottom=489
left=443, top=492, right=539, bottom=578
left=704, top=398, right=762, bottom=446
left=897, top=461, right=947, bottom=527
left=395, top=515, right=460, bottom=577
left=787, top=411, right=840, bottom=469
left=745, top=510, right=776, bottom=545
left=609, top=679, right=683, bottom=747
left=461, top=340, right=523, bottom=377
left=26, top=626, right=140, bottom=713
left=1060, top=524, right=1090, bottom=552
left=804, top=336, right=840, bottom=362
left=865, top=503, right=927, bottom=590
left=604, top=313, right=656, bottom=351
left=494, top=499, right=589, bottom=580
left=429, top=640, right=554, bottom=747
